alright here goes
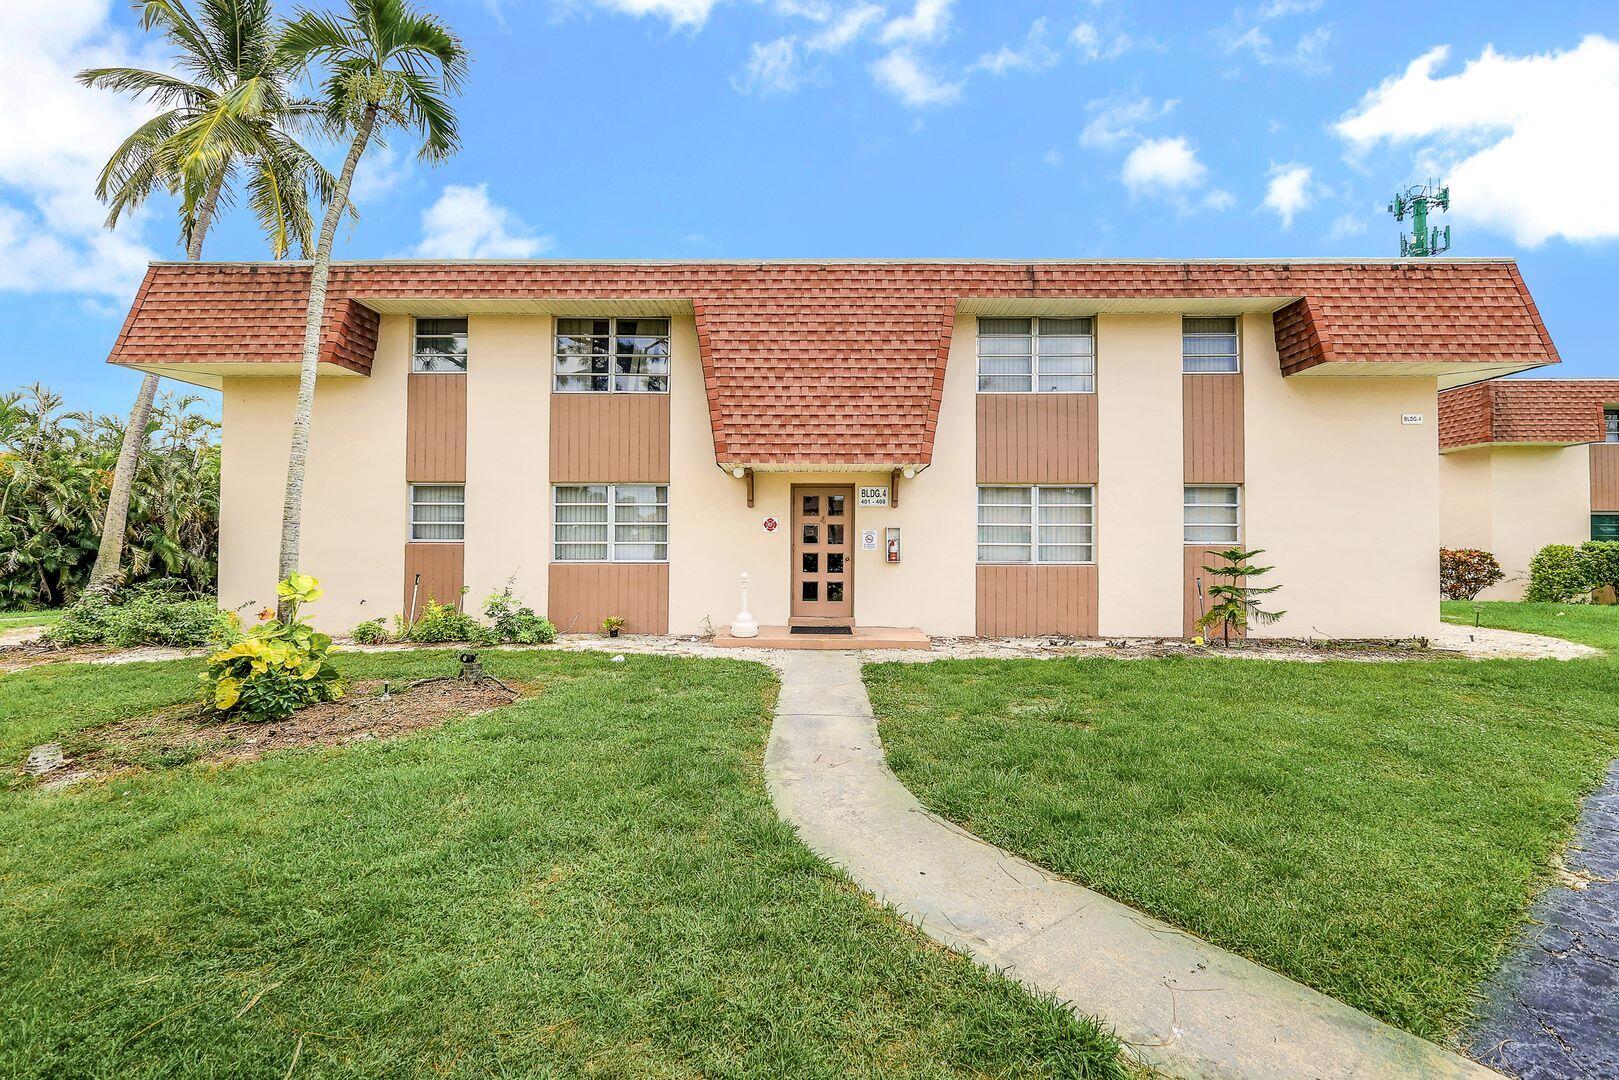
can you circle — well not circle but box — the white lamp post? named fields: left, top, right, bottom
left=731, top=571, right=759, bottom=638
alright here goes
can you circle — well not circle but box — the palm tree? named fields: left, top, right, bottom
left=274, top=0, right=468, bottom=612
left=78, top=0, right=332, bottom=595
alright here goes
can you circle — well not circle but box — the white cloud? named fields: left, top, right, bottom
left=0, top=0, right=165, bottom=303
left=807, top=4, right=882, bottom=50
left=1336, top=36, right=1619, bottom=246
left=1123, top=137, right=1206, bottom=192
left=1223, top=23, right=1331, bottom=73
left=1080, top=95, right=1177, bottom=149
left=871, top=48, right=962, bottom=107
left=879, top=0, right=953, bottom=45
left=349, top=143, right=413, bottom=203
left=1325, top=213, right=1368, bottom=242
left=414, top=184, right=553, bottom=259
left=590, top=0, right=720, bottom=28
left=1255, top=0, right=1322, bottom=17
left=733, top=36, right=799, bottom=94
left=1070, top=21, right=1132, bottom=62
left=1263, top=162, right=1315, bottom=228
left=975, top=18, right=1057, bottom=76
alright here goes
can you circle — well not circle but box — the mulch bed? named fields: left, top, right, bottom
left=26, top=677, right=526, bottom=789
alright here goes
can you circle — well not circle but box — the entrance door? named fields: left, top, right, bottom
left=791, top=485, right=854, bottom=626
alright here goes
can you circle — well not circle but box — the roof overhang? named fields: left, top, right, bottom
left=1440, top=439, right=1595, bottom=455
left=956, top=295, right=1300, bottom=316
left=718, top=461, right=929, bottom=474
left=114, top=360, right=367, bottom=391
left=357, top=297, right=696, bottom=317
left=1293, top=360, right=1553, bottom=390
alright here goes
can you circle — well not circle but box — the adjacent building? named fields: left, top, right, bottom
left=1439, top=379, right=1619, bottom=599
left=108, top=258, right=1559, bottom=638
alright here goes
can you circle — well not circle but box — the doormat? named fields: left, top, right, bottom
left=790, top=626, right=854, bottom=636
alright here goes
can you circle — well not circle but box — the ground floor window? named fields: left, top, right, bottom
left=1594, top=514, right=1619, bottom=541
left=554, top=484, right=669, bottom=562
left=1184, top=486, right=1241, bottom=545
left=409, top=484, right=465, bottom=541
left=977, top=485, right=1094, bottom=564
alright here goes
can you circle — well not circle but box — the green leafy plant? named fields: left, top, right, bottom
left=396, top=599, right=494, bottom=645
left=47, top=584, right=238, bottom=648
left=483, top=589, right=556, bottom=645
left=1196, top=547, right=1285, bottom=645
left=351, top=618, right=390, bottom=645
left=204, top=574, right=342, bottom=722
left=1439, top=548, right=1505, bottom=601
left=1577, top=540, right=1619, bottom=595
left=1525, top=544, right=1591, bottom=603
left=601, top=616, right=626, bottom=636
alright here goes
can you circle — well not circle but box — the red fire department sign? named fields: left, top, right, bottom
left=762, top=516, right=780, bottom=533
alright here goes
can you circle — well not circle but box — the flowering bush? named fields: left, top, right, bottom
left=204, top=574, right=342, bottom=722
left=1524, top=545, right=1590, bottom=603
left=1438, top=549, right=1505, bottom=601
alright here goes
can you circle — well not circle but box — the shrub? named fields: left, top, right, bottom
left=351, top=619, right=390, bottom=645
left=483, top=589, right=556, bottom=645
left=46, top=593, right=117, bottom=646
left=396, top=599, right=495, bottom=645
left=46, top=587, right=237, bottom=648
left=1524, top=544, right=1591, bottom=603
left=1439, top=549, right=1505, bottom=601
left=204, top=575, right=342, bottom=722
left=1577, top=540, right=1619, bottom=593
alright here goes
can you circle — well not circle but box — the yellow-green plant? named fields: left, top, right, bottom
left=204, top=574, right=342, bottom=721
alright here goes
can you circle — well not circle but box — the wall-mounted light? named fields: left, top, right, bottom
left=732, top=466, right=746, bottom=479
left=902, top=466, right=916, bottom=479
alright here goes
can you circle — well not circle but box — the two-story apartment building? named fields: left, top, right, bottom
left=107, top=259, right=1559, bottom=639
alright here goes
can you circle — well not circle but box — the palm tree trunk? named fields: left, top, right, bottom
left=87, top=174, right=225, bottom=596
left=276, top=104, right=377, bottom=618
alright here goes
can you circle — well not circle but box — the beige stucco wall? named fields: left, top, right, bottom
left=1095, top=315, right=1184, bottom=636
left=218, top=315, right=409, bottom=632
left=665, top=314, right=977, bottom=635
left=1439, top=444, right=1591, bottom=600
left=463, top=315, right=550, bottom=611
left=1244, top=312, right=1440, bottom=638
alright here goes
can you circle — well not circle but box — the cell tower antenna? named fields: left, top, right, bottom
left=1387, top=180, right=1451, bottom=257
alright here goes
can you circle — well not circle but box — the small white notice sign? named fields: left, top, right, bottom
left=861, top=529, right=878, bottom=551
left=858, top=486, right=889, bottom=507
left=1401, top=413, right=1425, bottom=426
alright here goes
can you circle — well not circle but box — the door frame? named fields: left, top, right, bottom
left=788, top=483, right=855, bottom=628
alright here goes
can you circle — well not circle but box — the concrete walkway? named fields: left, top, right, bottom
left=764, top=650, right=1499, bottom=1080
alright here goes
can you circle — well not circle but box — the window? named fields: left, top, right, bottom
left=410, top=484, right=465, bottom=541
left=1182, top=316, right=1239, bottom=373
left=977, top=486, right=1094, bottom=563
left=1605, top=408, right=1619, bottom=443
left=413, top=318, right=468, bottom=373
left=1184, top=486, right=1240, bottom=544
left=553, top=484, right=668, bottom=561
left=1595, top=514, right=1619, bottom=541
left=977, top=317, right=1095, bottom=393
left=554, top=317, right=670, bottom=393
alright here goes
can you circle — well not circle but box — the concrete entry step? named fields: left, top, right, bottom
left=712, top=625, right=931, bottom=650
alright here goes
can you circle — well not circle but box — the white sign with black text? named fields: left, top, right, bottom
left=861, top=529, right=878, bottom=551
left=858, top=486, right=889, bottom=507
left=1401, top=414, right=1425, bottom=426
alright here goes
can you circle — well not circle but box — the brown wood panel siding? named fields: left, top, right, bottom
left=1182, top=373, right=1245, bottom=484
left=976, top=394, right=1099, bottom=484
left=550, top=395, right=671, bottom=482
left=405, top=373, right=467, bottom=482
left=1183, top=545, right=1245, bottom=639
left=403, top=543, right=465, bottom=619
left=548, top=563, right=670, bottom=634
left=1594, top=444, right=1619, bottom=512
left=975, top=565, right=1098, bottom=638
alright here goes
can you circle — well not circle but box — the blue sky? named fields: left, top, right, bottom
left=5, top=0, right=1617, bottom=416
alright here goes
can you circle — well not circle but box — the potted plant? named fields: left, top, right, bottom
left=601, top=616, right=626, bottom=639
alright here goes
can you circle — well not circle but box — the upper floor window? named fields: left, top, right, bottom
left=410, top=484, right=465, bottom=541
left=555, top=318, right=670, bottom=394
left=977, top=485, right=1094, bottom=564
left=1605, top=408, right=1619, bottom=443
left=413, top=318, right=468, bottom=373
left=1184, top=486, right=1240, bottom=545
left=554, top=484, right=668, bottom=562
left=977, top=317, right=1095, bottom=394
left=1595, top=514, right=1619, bottom=541
left=1182, top=316, right=1239, bottom=374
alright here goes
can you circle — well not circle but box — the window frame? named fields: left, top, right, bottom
left=975, top=317, right=1097, bottom=395
left=1183, top=485, right=1242, bottom=546
left=412, top=317, right=469, bottom=374
left=1181, top=315, right=1241, bottom=375
left=553, top=316, right=672, bottom=395
left=408, top=483, right=466, bottom=542
left=552, top=483, right=670, bottom=563
left=975, top=484, right=1096, bottom=565
left=1604, top=408, right=1619, bottom=444
left=1593, top=513, right=1619, bottom=542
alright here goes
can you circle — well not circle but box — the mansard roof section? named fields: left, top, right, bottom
left=1439, top=379, right=1619, bottom=452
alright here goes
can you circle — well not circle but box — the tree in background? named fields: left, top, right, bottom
left=78, top=0, right=332, bottom=594
left=1439, top=548, right=1505, bottom=601
left=274, top=0, right=467, bottom=615
left=0, top=386, right=219, bottom=609
left=1197, top=547, right=1285, bottom=645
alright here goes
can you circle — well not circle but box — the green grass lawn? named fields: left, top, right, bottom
left=1442, top=599, right=1619, bottom=654
left=867, top=651, right=1619, bottom=1043
left=1, top=651, right=1124, bottom=1079
left=0, top=609, right=60, bottom=632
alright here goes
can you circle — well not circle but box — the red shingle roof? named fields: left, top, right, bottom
left=1439, top=379, right=1619, bottom=451
left=109, top=259, right=1559, bottom=465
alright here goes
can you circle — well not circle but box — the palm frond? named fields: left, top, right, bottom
left=76, top=67, right=209, bottom=109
